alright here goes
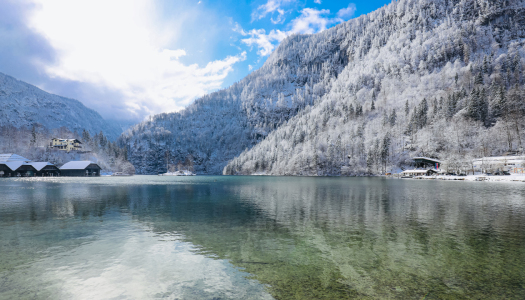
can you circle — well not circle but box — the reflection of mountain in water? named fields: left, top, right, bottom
left=1, top=177, right=525, bottom=299
left=126, top=178, right=525, bottom=299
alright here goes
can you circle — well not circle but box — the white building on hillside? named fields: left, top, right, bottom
left=49, top=138, right=82, bottom=152
left=472, top=156, right=525, bottom=174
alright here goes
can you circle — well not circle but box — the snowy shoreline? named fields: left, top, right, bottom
left=244, top=173, right=525, bottom=182
left=396, top=174, right=525, bottom=183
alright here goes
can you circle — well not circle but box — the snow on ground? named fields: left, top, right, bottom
left=401, top=174, right=525, bottom=183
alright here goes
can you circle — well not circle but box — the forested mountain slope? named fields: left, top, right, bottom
left=225, top=0, right=525, bottom=175
left=121, top=0, right=525, bottom=175
left=119, top=29, right=351, bottom=174
left=0, top=72, right=122, bottom=140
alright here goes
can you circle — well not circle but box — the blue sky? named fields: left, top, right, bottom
left=0, top=0, right=392, bottom=121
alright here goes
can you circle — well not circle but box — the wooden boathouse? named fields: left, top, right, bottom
left=0, top=154, right=34, bottom=177
left=413, top=157, right=442, bottom=169
left=29, top=162, right=61, bottom=177
left=0, top=161, right=38, bottom=177
left=59, top=161, right=101, bottom=177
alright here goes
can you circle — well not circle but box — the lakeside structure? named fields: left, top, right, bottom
left=28, top=162, right=61, bottom=177
left=400, top=157, right=442, bottom=177
left=400, top=169, right=440, bottom=177
left=472, top=156, right=525, bottom=174
left=0, top=153, right=100, bottom=177
left=413, top=157, right=442, bottom=169
left=60, top=161, right=101, bottom=177
left=0, top=154, right=38, bottom=177
left=399, top=155, right=525, bottom=182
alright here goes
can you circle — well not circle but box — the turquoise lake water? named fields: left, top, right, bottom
left=0, top=176, right=524, bottom=299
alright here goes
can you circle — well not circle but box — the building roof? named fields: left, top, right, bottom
left=473, top=156, right=525, bottom=162
left=52, top=138, right=82, bottom=144
left=2, top=161, right=24, bottom=171
left=28, top=162, right=55, bottom=171
left=60, top=161, right=98, bottom=170
left=401, top=169, right=438, bottom=174
left=0, top=154, right=31, bottom=163
left=413, top=157, right=442, bottom=164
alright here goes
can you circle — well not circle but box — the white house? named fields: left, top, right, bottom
left=472, top=156, right=525, bottom=174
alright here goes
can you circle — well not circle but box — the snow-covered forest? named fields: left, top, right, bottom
left=0, top=125, right=135, bottom=173
left=120, top=0, right=525, bottom=175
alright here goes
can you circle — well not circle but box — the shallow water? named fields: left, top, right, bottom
left=0, top=176, right=524, bottom=299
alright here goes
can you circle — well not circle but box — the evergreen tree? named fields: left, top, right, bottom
left=30, top=125, right=37, bottom=146
left=356, top=104, right=363, bottom=116
left=474, top=72, right=484, bottom=85
left=371, top=100, right=376, bottom=111
left=99, top=131, right=107, bottom=148
left=491, top=85, right=505, bottom=119
left=446, top=94, right=456, bottom=119
left=405, top=100, right=409, bottom=116
left=348, top=104, right=355, bottom=116
left=468, top=88, right=488, bottom=125
left=389, top=109, right=397, bottom=126
left=467, top=89, right=479, bottom=120
left=479, top=88, right=489, bottom=125
left=82, top=129, right=91, bottom=142
left=380, top=135, right=391, bottom=173
left=382, top=112, right=389, bottom=127
left=366, top=149, right=374, bottom=174
left=482, top=56, right=490, bottom=74
left=417, top=98, right=428, bottom=128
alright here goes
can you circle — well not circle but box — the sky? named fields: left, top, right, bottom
left=0, top=0, right=392, bottom=122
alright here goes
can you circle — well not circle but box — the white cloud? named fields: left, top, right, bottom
left=28, top=0, right=245, bottom=119
left=239, top=5, right=354, bottom=57
left=251, top=0, right=294, bottom=23
left=289, top=8, right=333, bottom=34
left=337, top=3, right=357, bottom=19
left=239, top=28, right=288, bottom=56
left=314, top=0, right=321, bottom=4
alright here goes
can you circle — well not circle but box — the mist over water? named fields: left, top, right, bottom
left=1, top=176, right=524, bottom=299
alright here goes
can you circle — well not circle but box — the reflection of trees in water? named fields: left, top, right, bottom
left=224, top=178, right=525, bottom=299
left=116, top=178, right=525, bottom=299
left=2, top=178, right=525, bottom=299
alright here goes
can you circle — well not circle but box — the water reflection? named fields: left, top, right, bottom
left=0, top=176, right=524, bottom=299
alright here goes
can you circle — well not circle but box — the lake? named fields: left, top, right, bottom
left=0, top=176, right=524, bottom=299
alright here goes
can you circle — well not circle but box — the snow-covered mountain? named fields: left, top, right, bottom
left=0, top=72, right=122, bottom=140
left=122, top=0, right=525, bottom=175
left=119, top=31, right=349, bottom=174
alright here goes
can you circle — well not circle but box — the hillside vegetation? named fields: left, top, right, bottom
left=119, top=0, right=525, bottom=175
left=225, top=0, right=525, bottom=175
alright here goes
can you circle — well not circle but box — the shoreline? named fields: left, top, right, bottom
left=395, top=174, right=525, bottom=183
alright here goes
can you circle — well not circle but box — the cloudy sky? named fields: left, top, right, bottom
left=0, top=0, right=391, bottom=122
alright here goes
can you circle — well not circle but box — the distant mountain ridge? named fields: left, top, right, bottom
left=0, top=72, right=122, bottom=140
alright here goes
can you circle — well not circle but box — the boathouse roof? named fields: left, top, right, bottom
left=413, top=157, right=442, bottom=164
left=60, top=161, right=99, bottom=170
left=2, top=161, right=24, bottom=171
left=28, top=162, right=55, bottom=171
left=0, top=154, right=31, bottom=163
